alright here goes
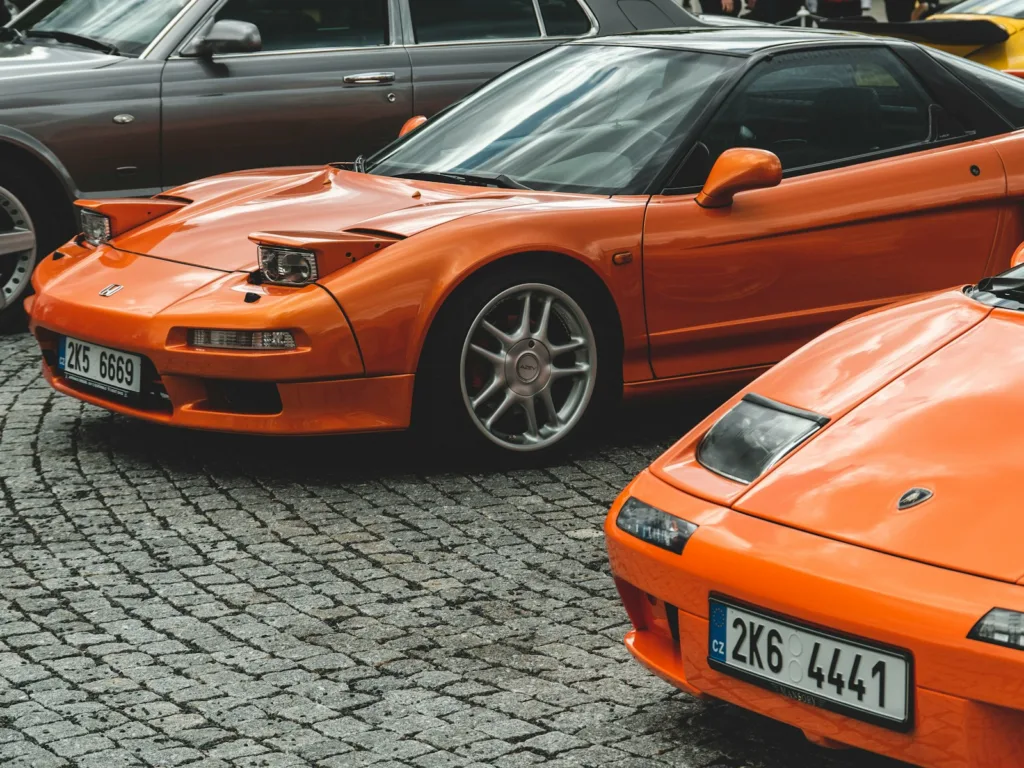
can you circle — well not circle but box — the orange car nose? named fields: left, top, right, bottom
left=32, top=246, right=226, bottom=328
left=29, top=247, right=365, bottom=383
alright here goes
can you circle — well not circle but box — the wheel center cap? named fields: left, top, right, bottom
left=505, top=341, right=552, bottom=397
left=516, top=352, right=541, bottom=384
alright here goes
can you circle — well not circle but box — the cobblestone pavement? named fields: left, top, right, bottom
left=0, top=331, right=908, bottom=768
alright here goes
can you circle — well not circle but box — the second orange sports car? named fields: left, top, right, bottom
left=26, top=28, right=1024, bottom=457
left=606, top=247, right=1024, bottom=767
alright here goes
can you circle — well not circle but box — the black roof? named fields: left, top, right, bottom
left=579, top=27, right=865, bottom=56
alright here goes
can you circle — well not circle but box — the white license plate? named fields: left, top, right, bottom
left=59, top=336, right=142, bottom=396
left=709, top=597, right=912, bottom=730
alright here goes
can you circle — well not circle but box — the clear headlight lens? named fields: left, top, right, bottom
left=697, top=394, right=829, bottom=484
left=258, top=246, right=318, bottom=286
left=969, top=608, right=1024, bottom=650
left=80, top=210, right=112, bottom=246
left=616, top=497, right=698, bottom=555
left=189, top=329, right=296, bottom=350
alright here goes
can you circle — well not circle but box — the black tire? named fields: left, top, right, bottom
left=0, top=161, right=74, bottom=334
left=414, top=258, right=621, bottom=464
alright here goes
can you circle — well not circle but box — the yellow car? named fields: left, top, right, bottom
left=826, top=1, right=1024, bottom=70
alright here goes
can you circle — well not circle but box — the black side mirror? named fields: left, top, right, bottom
left=181, top=19, right=262, bottom=58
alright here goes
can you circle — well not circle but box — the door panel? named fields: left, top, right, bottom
left=160, top=48, right=412, bottom=188
left=643, top=141, right=1007, bottom=379
left=406, top=41, right=554, bottom=118
left=15, top=61, right=164, bottom=196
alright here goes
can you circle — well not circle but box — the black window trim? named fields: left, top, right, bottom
left=893, top=42, right=1012, bottom=135
left=651, top=39, right=1012, bottom=197
left=171, top=0, right=402, bottom=58
left=918, top=47, right=1024, bottom=133
left=397, top=0, right=597, bottom=47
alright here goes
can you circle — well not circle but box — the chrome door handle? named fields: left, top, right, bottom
left=343, top=71, right=396, bottom=85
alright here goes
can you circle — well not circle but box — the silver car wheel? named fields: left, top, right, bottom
left=460, top=283, right=597, bottom=452
left=0, top=185, right=36, bottom=312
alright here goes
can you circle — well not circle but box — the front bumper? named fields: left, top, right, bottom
left=37, top=361, right=413, bottom=435
left=605, top=470, right=1024, bottom=768
left=28, top=245, right=413, bottom=435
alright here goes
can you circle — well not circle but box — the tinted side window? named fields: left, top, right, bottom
left=930, top=48, right=1024, bottom=128
left=410, top=0, right=541, bottom=43
left=617, top=0, right=674, bottom=27
left=539, top=0, right=592, bottom=36
left=689, top=47, right=938, bottom=182
left=216, top=0, right=388, bottom=51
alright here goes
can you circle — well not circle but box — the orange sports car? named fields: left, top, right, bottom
left=24, top=28, right=1024, bottom=457
left=605, top=248, right=1024, bottom=767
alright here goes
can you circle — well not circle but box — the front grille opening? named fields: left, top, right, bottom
left=200, top=380, right=282, bottom=415
left=643, top=593, right=681, bottom=645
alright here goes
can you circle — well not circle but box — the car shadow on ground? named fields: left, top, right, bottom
left=677, top=699, right=910, bottom=767
left=77, top=391, right=730, bottom=485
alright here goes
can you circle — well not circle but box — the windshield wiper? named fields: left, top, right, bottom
left=25, top=29, right=118, bottom=55
left=390, top=171, right=532, bottom=191
left=975, top=275, right=1024, bottom=297
left=0, top=27, right=26, bottom=44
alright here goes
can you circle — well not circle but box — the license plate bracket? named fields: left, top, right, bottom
left=708, top=594, right=913, bottom=732
left=58, top=336, right=143, bottom=399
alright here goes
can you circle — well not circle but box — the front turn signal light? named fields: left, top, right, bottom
left=969, top=608, right=1024, bottom=650
left=616, top=497, right=697, bottom=555
left=189, top=329, right=296, bottom=350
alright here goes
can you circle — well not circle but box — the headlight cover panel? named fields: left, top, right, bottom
left=697, top=393, right=829, bottom=484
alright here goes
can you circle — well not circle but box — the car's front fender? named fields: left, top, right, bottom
left=321, top=198, right=650, bottom=380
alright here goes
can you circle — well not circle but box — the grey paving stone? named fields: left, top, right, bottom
left=0, top=332, right=908, bottom=768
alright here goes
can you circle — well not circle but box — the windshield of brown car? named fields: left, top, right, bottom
left=20, top=0, right=189, bottom=56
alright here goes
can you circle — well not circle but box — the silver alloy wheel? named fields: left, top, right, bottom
left=0, top=185, right=36, bottom=313
left=460, top=283, right=597, bottom=452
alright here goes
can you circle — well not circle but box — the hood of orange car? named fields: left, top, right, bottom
left=734, top=309, right=1024, bottom=583
left=112, top=167, right=553, bottom=272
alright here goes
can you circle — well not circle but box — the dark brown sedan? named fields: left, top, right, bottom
left=0, top=0, right=703, bottom=327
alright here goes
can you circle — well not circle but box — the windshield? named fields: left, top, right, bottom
left=368, top=43, right=743, bottom=195
left=943, top=0, right=1024, bottom=17
left=24, top=0, right=190, bottom=56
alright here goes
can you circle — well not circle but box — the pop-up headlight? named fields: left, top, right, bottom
left=969, top=609, right=1024, bottom=650
left=80, top=209, right=112, bottom=246
left=616, top=497, right=698, bottom=554
left=258, top=246, right=318, bottom=286
left=697, top=394, right=829, bottom=484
